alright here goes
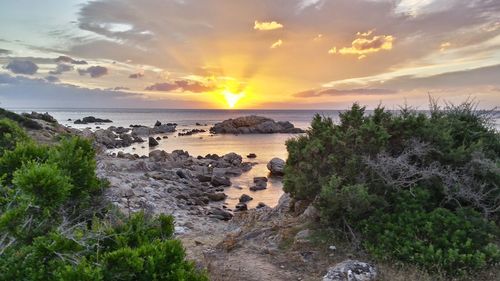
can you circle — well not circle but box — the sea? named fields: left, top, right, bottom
left=10, top=108, right=500, bottom=209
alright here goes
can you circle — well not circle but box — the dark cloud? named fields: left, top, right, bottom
left=145, top=80, right=216, bottom=93
left=55, top=55, right=88, bottom=65
left=45, top=75, right=60, bottom=83
left=0, top=73, right=207, bottom=108
left=49, top=63, right=74, bottom=75
left=295, top=87, right=397, bottom=97
left=78, top=65, right=108, bottom=78
left=129, top=72, right=144, bottom=78
left=111, top=86, right=129, bottom=91
left=0, top=48, right=11, bottom=55
left=5, top=60, right=39, bottom=75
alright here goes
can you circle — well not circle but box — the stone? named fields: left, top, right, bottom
left=196, top=174, right=212, bottom=182
left=210, top=115, right=305, bottom=134
left=246, top=153, right=257, bottom=158
left=256, top=202, right=267, bottom=208
left=208, top=208, right=233, bottom=221
left=239, top=194, right=253, bottom=203
left=207, top=192, right=226, bottom=201
left=154, top=120, right=162, bottom=127
left=322, top=260, right=377, bottom=281
left=295, top=229, right=311, bottom=243
left=149, top=150, right=168, bottom=161
left=267, top=157, right=285, bottom=175
left=235, top=202, right=248, bottom=211
left=148, top=137, right=159, bottom=147
left=211, top=175, right=231, bottom=187
left=253, top=177, right=268, bottom=183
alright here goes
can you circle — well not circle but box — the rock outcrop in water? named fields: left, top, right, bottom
left=210, top=115, right=305, bottom=134
left=74, top=116, right=113, bottom=124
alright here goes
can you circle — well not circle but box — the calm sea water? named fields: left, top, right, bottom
left=11, top=108, right=500, bottom=209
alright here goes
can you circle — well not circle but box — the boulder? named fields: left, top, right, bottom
left=74, top=116, right=112, bottom=124
left=246, top=153, right=257, bottom=158
left=211, top=175, right=231, bottom=187
left=223, top=152, right=242, bottom=165
left=154, top=120, right=162, bottom=127
left=250, top=176, right=268, bottom=191
left=235, top=202, right=248, bottom=211
left=323, top=260, right=377, bottom=281
left=256, top=202, right=267, bottom=209
left=132, top=126, right=150, bottom=135
left=210, top=115, right=305, bottom=134
left=207, top=192, right=226, bottom=201
left=208, top=208, right=233, bottom=221
left=239, top=194, right=253, bottom=203
left=267, top=157, right=285, bottom=175
left=148, top=137, right=159, bottom=147
left=149, top=150, right=167, bottom=161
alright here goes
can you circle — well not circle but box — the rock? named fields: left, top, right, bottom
left=153, top=124, right=176, bottom=134
left=196, top=174, right=212, bottom=182
left=300, top=204, right=321, bottom=221
left=256, top=202, right=267, bottom=208
left=74, top=116, right=112, bottom=124
left=154, top=120, right=162, bottom=127
left=210, top=115, right=305, bottom=134
left=294, top=229, right=311, bottom=243
left=239, top=194, right=253, bottom=203
left=23, top=112, right=57, bottom=123
left=250, top=177, right=268, bottom=191
left=176, top=169, right=189, bottom=179
left=209, top=208, right=233, bottom=221
left=132, top=126, right=150, bottom=135
left=323, top=260, right=377, bottom=281
left=211, top=175, right=231, bottom=187
left=267, top=157, right=285, bottom=175
left=246, top=153, right=257, bottom=158
left=235, top=202, right=248, bottom=211
left=155, top=136, right=161, bottom=140
left=207, top=192, right=226, bottom=201
left=253, top=177, right=268, bottom=183
left=223, top=152, right=242, bottom=165
left=148, top=137, right=159, bottom=147
left=149, top=150, right=167, bottom=161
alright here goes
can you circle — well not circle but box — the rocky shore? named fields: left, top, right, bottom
left=18, top=112, right=384, bottom=281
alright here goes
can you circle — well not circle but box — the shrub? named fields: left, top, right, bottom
left=0, top=118, right=30, bottom=156
left=362, top=190, right=500, bottom=274
left=0, top=141, right=49, bottom=185
left=284, top=100, right=500, bottom=274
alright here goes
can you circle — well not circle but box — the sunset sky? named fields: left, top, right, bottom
left=0, top=0, right=499, bottom=109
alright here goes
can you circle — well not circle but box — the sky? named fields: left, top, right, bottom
left=0, top=0, right=499, bottom=109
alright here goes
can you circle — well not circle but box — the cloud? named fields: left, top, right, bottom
left=55, top=55, right=88, bottom=65
left=254, top=20, right=283, bottom=31
left=129, top=72, right=144, bottom=78
left=270, top=39, right=283, bottom=49
left=294, top=87, right=398, bottom=98
left=0, top=48, right=11, bottom=55
left=78, top=66, right=109, bottom=78
left=335, top=32, right=395, bottom=59
left=5, top=60, right=39, bottom=75
left=145, top=80, right=216, bottom=93
left=439, top=42, right=451, bottom=52
left=49, top=63, right=74, bottom=75
left=45, top=75, right=60, bottom=83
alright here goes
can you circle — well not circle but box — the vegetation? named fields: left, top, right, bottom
left=0, top=117, right=207, bottom=281
left=284, top=99, right=500, bottom=274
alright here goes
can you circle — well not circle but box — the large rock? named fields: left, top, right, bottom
left=211, top=175, right=231, bottom=187
left=210, top=115, right=305, bottom=134
left=208, top=208, right=233, bottom=221
left=323, top=260, right=377, bottom=281
left=148, top=137, right=159, bottom=147
left=74, top=116, right=112, bottom=124
left=267, top=157, right=285, bottom=175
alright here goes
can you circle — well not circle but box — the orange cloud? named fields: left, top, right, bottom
left=270, top=39, right=283, bottom=49
left=254, top=20, right=283, bottom=31
left=440, top=42, right=451, bottom=52
left=335, top=31, right=394, bottom=59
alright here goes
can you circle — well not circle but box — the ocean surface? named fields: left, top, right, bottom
left=11, top=108, right=500, bottom=209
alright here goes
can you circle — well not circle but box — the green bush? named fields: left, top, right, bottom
left=0, top=141, right=50, bottom=185
left=0, top=118, right=30, bottom=156
left=362, top=190, right=500, bottom=273
left=284, top=101, right=500, bottom=274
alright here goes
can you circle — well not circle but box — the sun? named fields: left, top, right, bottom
left=222, top=90, right=245, bottom=108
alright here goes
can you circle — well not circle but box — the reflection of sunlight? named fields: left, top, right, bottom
left=222, top=90, right=245, bottom=108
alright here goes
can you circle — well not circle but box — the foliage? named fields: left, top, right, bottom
left=0, top=117, right=207, bottom=281
left=284, top=100, right=500, bottom=274
left=0, top=108, right=42, bottom=130
left=0, top=118, right=30, bottom=157
left=362, top=189, right=500, bottom=274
